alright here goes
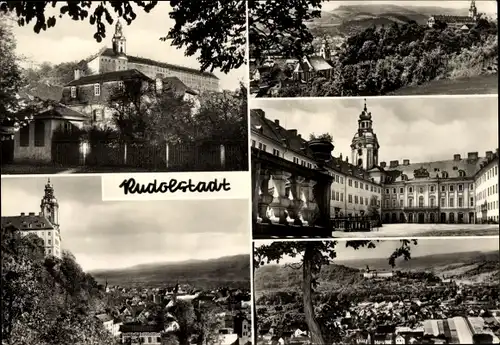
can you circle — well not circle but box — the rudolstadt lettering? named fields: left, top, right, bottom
left=118, top=177, right=232, bottom=195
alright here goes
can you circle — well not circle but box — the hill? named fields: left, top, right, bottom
left=90, top=254, right=251, bottom=289
left=308, top=4, right=468, bottom=37
left=255, top=251, right=499, bottom=293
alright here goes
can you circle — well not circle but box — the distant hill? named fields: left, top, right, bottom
left=90, top=254, right=251, bottom=289
left=308, top=4, right=470, bottom=37
left=255, top=251, right=499, bottom=293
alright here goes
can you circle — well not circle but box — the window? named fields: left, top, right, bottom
left=355, top=181, right=358, bottom=188
left=458, top=197, right=463, bottom=207
left=430, top=186, right=435, bottom=192
left=470, top=197, right=474, bottom=207
left=408, top=187, right=413, bottom=193
left=360, top=197, right=364, bottom=205
left=92, top=109, right=102, bottom=122
left=385, top=188, right=389, bottom=194
left=348, top=194, right=352, bottom=203
left=442, top=171, right=449, bottom=178
left=118, top=81, right=125, bottom=90
left=458, top=170, right=466, bottom=177
left=336, top=191, right=340, bottom=201
left=449, top=185, right=454, bottom=192
left=365, top=197, right=368, bottom=205
left=272, top=148, right=280, bottom=157
left=251, top=140, right=256, bottom=147
left=365, top=184, right=368, bottom=190
left=400, top=187, right=404, bottom=194
left=408, top=198, right=413, bottom=207
left=70, top=86, right=77, bottom=98
left=349, top=179, right=352, bottom=187
left=399, top=199, right=404, bottom=207
left=419, top=196, right=424, bottom=207
left=457, top=184, right=463, bottom=192
left=48, top=249, right=52, bottom=254
left=48, top=239, right=51, bottom=245
left=430, top=197, right=435, bottom=207
left=340, top=193, right=343, bottom=202
left=293, top=157, right=299, bottom=164
left=419, top=187, right=424, bottom=194
left=371, top=186, right=374, bottom=192
left=354, top=196, right=358, bottom=204
left=19, top=124, right=30, bottom=147
left=469, top=183, right=473, bottom=190
left=148, top=337, right=152, bottom=343
left=440, top=198, right=445, bottom=207
left=449, top=197, right=454, bottom=207
left=340, top=177, right=344, bottom=184
left=391, top=199, right=396, bottom=207
left=34, top=121, right=45, bottom=147
left=94, top=83, right=101, bottom=96
left=336, top=175, right=339, bottom=183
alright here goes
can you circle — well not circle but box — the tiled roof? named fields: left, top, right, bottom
left=119, top=324, right=163, bottom=333
left=2, top=214, right=55, bottom=231
left=383, top=157, right=486, bottom=183
left=307, top=56, right=333, bottom=71
left=162, top=76, right=197, bottom=95
left=36, top=104, right=88, bottom=121
left=97, top=47, right=218, bottom=79
left=65, top=69, right=152, bottom=86
left=19, top=82, right=63, bottom=102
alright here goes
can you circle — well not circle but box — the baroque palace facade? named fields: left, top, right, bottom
left=84, top=20, right=219, bottom=93
left=1, top=179, right=62, bottom=258
left=250, top=101, right=499, bottom=225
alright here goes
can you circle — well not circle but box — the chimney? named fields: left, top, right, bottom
left=453, top=154, right=461, bottom=161
left=274, top=119, right=280, bottom=126
left=403, top=159, right=410, bottom=166
left=287, top=129, right=298, bottom=136
left=380, top=161, right=387, bottom=168
left=389, top=160, right=399, bottom=168
left=28, top=212, right=35, bottom=216
left=467, top=152, right=479, bottom=161
left=345, top=157, right=349, bottom=163
left=298, top=134, right=301, bottom=139
left=486, top=151, right=494, bottom=160
left=20, top=212, right=25, bottom=216
left=74, top=69, right=81, bottom=80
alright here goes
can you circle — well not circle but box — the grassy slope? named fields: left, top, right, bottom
left=90, top=254, right=251, bottom=289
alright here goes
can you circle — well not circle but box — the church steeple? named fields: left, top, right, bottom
left=40, top=178, right=59, bottom=226
left=469, top=0, right=477, bottom=19
left=112, top=20, right=127, bottom=55
left=350, top=99, right=380, bottom=170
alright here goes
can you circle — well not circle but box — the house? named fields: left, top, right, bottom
left=96, top=313, right=114, bottom=335
left=395, top=334, right=405, bottom=344
left=119, top=324, right=163, bottom=344
left=293, top=56, right=333, bottom=82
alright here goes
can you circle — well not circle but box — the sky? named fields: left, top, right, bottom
left=255, top=237, right=499, bottom=264
left=321, top=0, right=498, bottom=16
left=251, top=96, right=498, bottom=164
left=1, top=176, right=250, bottom=271
left=8, top=2, right=246, bottom=91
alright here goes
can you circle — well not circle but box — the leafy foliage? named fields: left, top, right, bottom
left=1, top=225, right=115, bottom=345
left=249, top=0, right=322, bottom=61
left=0, top=1, right=245, bottom=73
left=308, top=132, right=333, bottom=143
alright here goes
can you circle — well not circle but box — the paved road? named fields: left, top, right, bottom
left=332, top=224, right=499, bottom=238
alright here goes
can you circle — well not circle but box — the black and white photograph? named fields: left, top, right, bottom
left=251, top=96, right=499, bottom=239
left=253, top=238, right=500, bottom=345
left=1, top=176, right=252, bottom=345
left=0, top=1, right=248, bottom=174
left=249, top=0, right=498, bottom=98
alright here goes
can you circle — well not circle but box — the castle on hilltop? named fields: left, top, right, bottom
left=427, top=0, right=479, bottom=30
left=2, top=179, right=62, bottom=259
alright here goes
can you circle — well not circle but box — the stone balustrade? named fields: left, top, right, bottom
left=251, top=147, right=333, bottom=239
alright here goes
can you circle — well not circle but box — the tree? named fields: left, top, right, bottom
left=0, top=1, right=245, bottom=73
left=309, top=132, right=333, bottom=142
left=169, top=299, right=197, bottom=345
left=0, top=14, right=25, bottom=122
left=193, top=304, right=221, bottom=345
left=254, top=240, right=417, bottom=344
left=249, top=0, right=322, bottom=61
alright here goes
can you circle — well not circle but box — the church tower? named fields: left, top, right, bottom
left=350, top=99, right=380, bottom=171
left=319, top=38, right=331, bottom=61
left=40, top=178, right=59, bottom=226
left=112, top=20, right=127, bottom=55
left=469, top=0, right=477, bottom=19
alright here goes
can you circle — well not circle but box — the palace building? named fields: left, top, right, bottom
left=250, top=100, right=498, bottom=225
left=1, top=179, right=62, bottom=258
left=427, top=0, right=478, bottom=30
left=84, top=21, right=219, bottom=93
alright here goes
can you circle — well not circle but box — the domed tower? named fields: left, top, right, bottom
left=350, top=99, right=380, bottom=171
left=112, top=20, right=127, bottom=55
left=40, top=178, right=59, bottom=226
left=469, top=0, right=477, bottom=19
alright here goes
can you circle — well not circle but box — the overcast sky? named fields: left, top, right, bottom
left=251, top=96, right=498, bottom=164
left=255, top=237, right=499, bottom=264
left=1, top=176, right=250, bottom=271
left=321, top=0, right=497, bottom=15
left=9, top=2, right=245, bottom=91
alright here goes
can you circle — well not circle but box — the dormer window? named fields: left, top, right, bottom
left=441, top=171, right=449, bottom=178
left=70, top=86, right=77, bottom=98
left=94, top=83, right=101, bottom=96
left=458, top=170, right=466, bottom=177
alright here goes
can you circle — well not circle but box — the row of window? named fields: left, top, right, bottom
left=476, top=183, right=498, bottom=201
left=121, top=336, right=161, bottom=344
left=347, top=194, right=379, bottom=206
left=347, top=178, right=380, bottom=194
left=384, top=195, right=474, bottom=209
left=385, top=183, right=473, bottom=195
left=477, top=165, right=498, bottom=186
left=478, top=200, right=499, bottom=212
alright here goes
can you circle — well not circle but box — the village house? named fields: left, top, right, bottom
left=119, top=324, right=163, bottom=344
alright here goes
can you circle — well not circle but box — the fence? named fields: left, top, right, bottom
left=52, top=140, right=248, bottom=171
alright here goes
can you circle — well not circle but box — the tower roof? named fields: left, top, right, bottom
left=359, top=99, right=372, bottom=121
